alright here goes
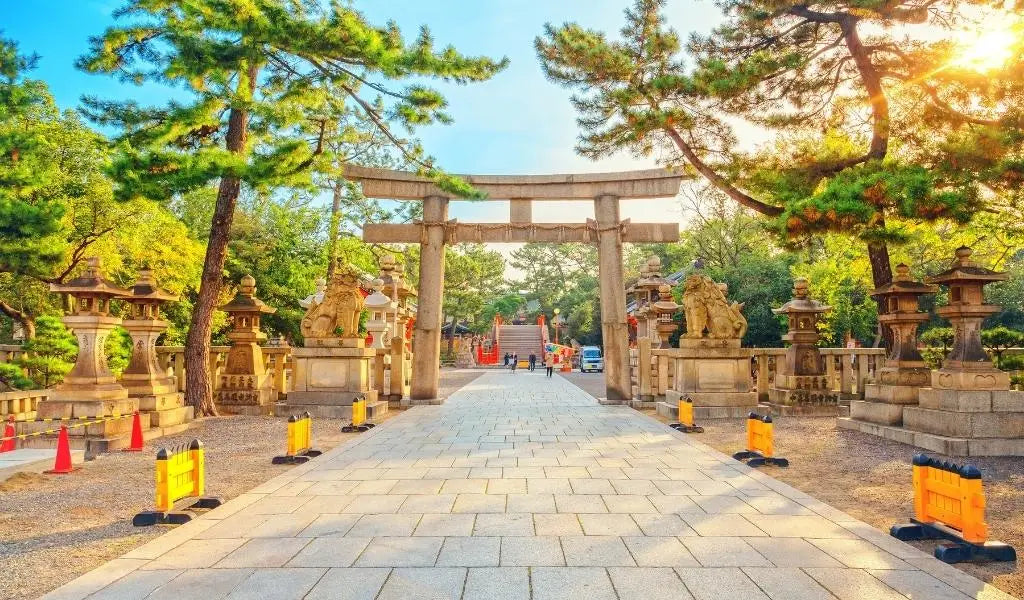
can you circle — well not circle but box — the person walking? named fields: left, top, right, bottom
left=510, top=353, right=518, bottom=374
left=528, top=353, right=536, bottom=372
left=545, top=352, right=555, bottom=378
left=503, top=353, right=509, bottom=367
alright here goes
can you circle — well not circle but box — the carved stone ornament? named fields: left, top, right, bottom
left=301, top=264, right=365, bottom=339
left=680, top=274, right=748, bottom=339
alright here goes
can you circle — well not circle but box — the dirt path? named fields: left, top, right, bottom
left=0, top=369, right=484, bottom=600
left=558, top=371, right=1024, bottom=598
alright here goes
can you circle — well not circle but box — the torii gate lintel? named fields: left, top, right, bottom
left=347, top=166, right=684, bottom=404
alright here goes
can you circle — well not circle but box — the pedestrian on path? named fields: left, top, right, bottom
left=528, top=353, right=536, bottom=372
left=510, top=353, right=519, bottom=374
left=545, top=352, right=555, bottom=378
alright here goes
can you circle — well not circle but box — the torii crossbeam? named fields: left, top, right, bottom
left=347, top=165, right=684, bottom=404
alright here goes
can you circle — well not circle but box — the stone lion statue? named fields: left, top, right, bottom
left=681, top=274, right=748, bottom=339
left=301, top=266, right=365, bottom=339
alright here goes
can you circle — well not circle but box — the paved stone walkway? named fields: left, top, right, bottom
left=46, top=372, right=1013, bottom=599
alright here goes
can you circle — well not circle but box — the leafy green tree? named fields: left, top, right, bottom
left=0, top=363, right=33, bottom=391
left=80, top=0, right=507, bottom=414
left=478, top=293, right=526, bottom=334
left=510, top=243, right=603, bottom=344
left=920, top=326, right=954, bottom=369
left=17, top=315, right=77, bottom=388
left=982, top=326, right=1024, bottom=369
left=535, top=0, right=1024, bottom=297
left=442, top=244, right=506, bottom=350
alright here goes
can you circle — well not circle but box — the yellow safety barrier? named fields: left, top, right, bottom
left=669, top=396, right=703, bottom=433
left=342, top=396, right=375, bottom=433
left=732, top=412, right=788, bottom=467
left=133, top=439, right=222, bottom=526
left=891, top=454, right=1015, bottom=563
left=272, top=412, right=322, bottom=464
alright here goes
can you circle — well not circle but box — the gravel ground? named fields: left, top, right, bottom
left=0, top=369, right=483, bottom=600
left=559, top=371, right=1024, bottom=598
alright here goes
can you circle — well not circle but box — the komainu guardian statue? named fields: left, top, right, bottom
left=681, top=274, right=748, bottom=339
left=301, top=265, right=365, bottom=339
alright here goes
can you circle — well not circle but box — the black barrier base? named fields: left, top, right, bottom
left=669, top=422, right=704, bottom=433
left=271, top=449, right=323, bottom=465
left=890, top=519, right=1017, bottom=564
left=132, top=496, right=224, bottom=527
left=733, top=450, right=789, bottom=468
left=342, top=423, right=375, bottom=433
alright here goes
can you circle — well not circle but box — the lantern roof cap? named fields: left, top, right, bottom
left=123, top=267, right=177, bottom=302
left=926, top=247, right=1007, bottom=285
left=220, top=275, right=276, bottom=314
left=872, top=263, right=937, bottom=297
left=49, top=257, right=131, bottom=297
left=772, top=277, right=831, bottom=315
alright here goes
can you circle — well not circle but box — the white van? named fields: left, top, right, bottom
left=580, top=346, right=604, bottom=373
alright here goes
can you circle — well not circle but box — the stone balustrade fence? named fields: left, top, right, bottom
left=630, top=344, right=888, bottom=404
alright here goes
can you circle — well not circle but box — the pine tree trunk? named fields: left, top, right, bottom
left=867, top=240, right=894, bottom=349
left=0, top=300, right=35, bottom=340
left=184, top=103, right=250, bottom=417
left=325, top=177, right=344, bottom=280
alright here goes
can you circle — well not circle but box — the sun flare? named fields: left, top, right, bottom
left=952, top=21, right=1020, bottom=72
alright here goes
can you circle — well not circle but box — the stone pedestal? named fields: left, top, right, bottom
left=661, top=339, right=758, bottom=418
left=280, top=338, right=387, bottom=419
left=121, top=319, right=192, bottom=430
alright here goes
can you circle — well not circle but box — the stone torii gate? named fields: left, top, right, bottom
left=346, top=165, right=684, bottom=404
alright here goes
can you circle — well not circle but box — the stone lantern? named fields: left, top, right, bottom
left=846, top=247, right=1024, bottom=456
left=364, top=279, right=394, bottom=350
left=769, top=277, right=836, bottom=407
left=851, top=264, right=936, bottom=426
left=926, top=247, right=1009, bottom=389
left=42, top=257, right=135, bottom=419
left=651, top=284, right=680, bottom=349
left=118, top=268, right=192, bottom=427
left=629, top=256, right=672, bottom=340
left=215, top=275, right=277, bottom=410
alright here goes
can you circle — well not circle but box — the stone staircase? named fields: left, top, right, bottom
left=498, top=325, right=545, bottom=361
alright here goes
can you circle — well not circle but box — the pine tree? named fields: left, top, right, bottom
left=18, top=315, right=77, bottom=388
left=80, top=0, right=507, bottom=415
left=536, top=0, right=1024, bottom=297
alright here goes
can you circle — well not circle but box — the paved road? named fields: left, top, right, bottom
left=46, top=371, right=1012, bottom=599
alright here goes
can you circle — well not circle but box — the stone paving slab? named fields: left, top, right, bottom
left=43, top=371, right=1017, bottom=599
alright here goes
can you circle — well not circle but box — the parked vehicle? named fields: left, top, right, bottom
left=580, top=346, right=604, bottom=373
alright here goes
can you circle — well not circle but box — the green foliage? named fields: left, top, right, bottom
left=536, top=0, right=1023, bottom=268
left=79, top=0, right=508, bottom=206
left=511, top=243, right=602, bottom=344
left=981, top=326, right=1024, bottom=369
left=0, top=37, right=66, bottom=276
left=443, top=244, right=507, bottom=335
left=105, top=326, right=133, bottom=377
left=17, top=315, right=76, bottom=387
left=920, top=327, right=954, bottom=369
left=479, top=294, right=526, bottom=333
left=0, top=362, right=33, bottom=391
left=792, top=236, right=878, bottom=346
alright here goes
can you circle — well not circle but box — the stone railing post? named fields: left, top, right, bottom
left=756, top=352, right=770, bottom=401
left=637, top=337, right=653, bottom=402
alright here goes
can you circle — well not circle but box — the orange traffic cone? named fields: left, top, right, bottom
left=45, top=425, right=77, bottom=474
left=1, top=415, right=15, bottom=453
left=124, top=411, right=144, bottom=452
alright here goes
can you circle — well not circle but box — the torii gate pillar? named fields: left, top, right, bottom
left=411, top=195, right=448, bottom=401
left=595, top=194, right=630, bottom=402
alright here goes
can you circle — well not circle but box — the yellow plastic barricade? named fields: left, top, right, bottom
left=134, top=439, right=222, bottom=526
left=273, top=412, right=323, bottom=464
left=342, top=395, right=376, bottom=433
left=891, top=454, right=1015, bottom=563
left=668, top=396, right=703, bottom=433
left=732, top=412, right=788, bottom=467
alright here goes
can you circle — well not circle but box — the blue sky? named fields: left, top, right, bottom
left=3, top=0, right=732, bottom=233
